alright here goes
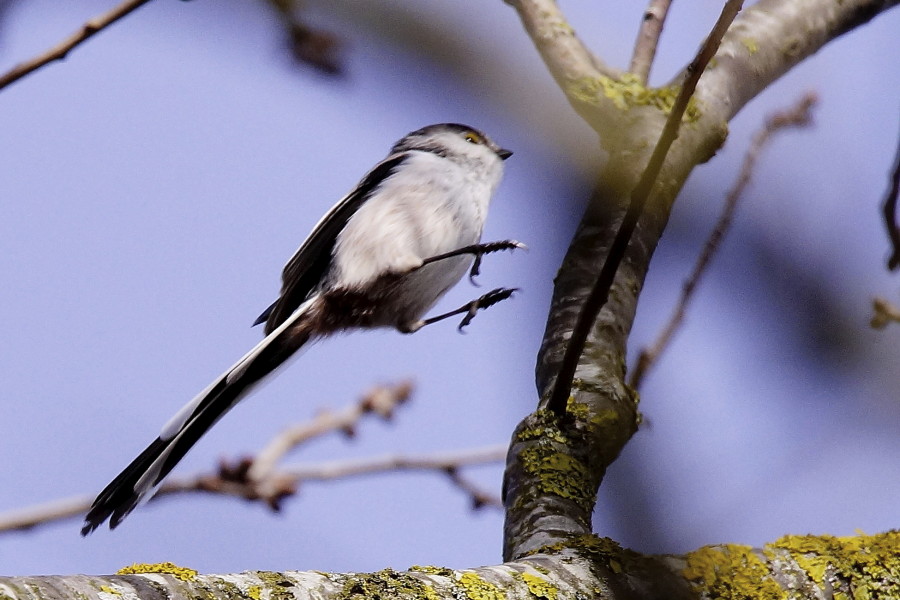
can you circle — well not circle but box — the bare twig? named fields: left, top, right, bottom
left=0, top=445, right=505, bottom=534
left=0, top=496, right=96, bottom=533
left=630, top=92, right=818, bottom=389
left=247, top=381, right=413, bottom=482
left=882, top=127, right=900, bottom=270
left=168, top=444, right=506, bottom=511
left=1, top=382, right=408, bottom=532
left=871, top=296, right=900, bottom=329
left=629, top=0, right=673, bottom=84
left=546, top=0, right=744, bottom=415
left=442, top=467, right=503, bottom=510
left=0, top=0, right=154, bottom=92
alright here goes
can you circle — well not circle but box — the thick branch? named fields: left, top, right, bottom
left=503, top=0, right=742, bottom=561
left=533, top=0, right=900, bottom=422
left=507, top=0, right=898, bottom=564
left=544, top=0, right=743, bottom=417
left=691, top=0, right=900, bottom=125
left=3, top=532, right=897, bottom=600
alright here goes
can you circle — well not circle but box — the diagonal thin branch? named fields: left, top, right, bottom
left=630, top=91, right=818, bottom=389
left=629, top=0, right=673, bottom=84
left=442, top=467, right=503, bottom=510
left=505, top=0, right=617, bottom=87
left=545, top=0, right=744, bottom=415
left=0, top=0, right=155, bottom=92
left=881, top=124, right=900, bottom=270
left=247, top=381, right=413, bottom=482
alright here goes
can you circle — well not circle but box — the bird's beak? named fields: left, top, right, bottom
left=497, top=148, right=513, bottom=160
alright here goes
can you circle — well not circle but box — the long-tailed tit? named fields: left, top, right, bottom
left=81, top=123, right=519, bottom=534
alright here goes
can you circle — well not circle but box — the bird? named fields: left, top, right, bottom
left=81, top=123, right=519, bottom=534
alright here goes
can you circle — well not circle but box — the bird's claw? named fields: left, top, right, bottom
left=457, top=287, right=518, bottom=331
left=467, top=240, right=528, bottom=285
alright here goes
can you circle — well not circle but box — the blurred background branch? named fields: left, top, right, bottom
left=266, top=0, right=343, bottom=74
left=630, top=92, right=819, bottom=389
left=870, top=296, right=900, bottom=329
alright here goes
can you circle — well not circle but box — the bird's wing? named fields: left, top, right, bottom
left=253, top=153, right=409, bottom=334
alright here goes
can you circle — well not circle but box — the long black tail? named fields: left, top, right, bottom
left=81, top=302, right=316, bottom=535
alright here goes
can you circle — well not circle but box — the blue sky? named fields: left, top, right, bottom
left=1, top=0, right=898, bottom=577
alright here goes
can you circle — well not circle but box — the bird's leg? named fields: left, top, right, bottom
left=419, top=240, right=526, bottom=285
left=401, top=287, right=518, bottom=333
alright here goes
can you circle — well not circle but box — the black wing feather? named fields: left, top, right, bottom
left=254, top=153, right=408, bottom=334
left=81, top=324, right=312, bottom=534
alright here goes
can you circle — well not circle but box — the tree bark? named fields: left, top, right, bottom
left=500, top=0, right=899, bottom=581
left=3, top=531, right=898, bottom=599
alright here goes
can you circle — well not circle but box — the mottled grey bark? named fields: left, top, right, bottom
left=501, top=0, right=899, bottom=563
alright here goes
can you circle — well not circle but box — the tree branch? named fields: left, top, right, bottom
left=505, top=0, right=618, bottom=86
left=0, top=445, right=504, bottom=533
left=629, top=0, right=672, bottom=83
left=691, top=0, right=900, bottom=126
left=531, top=0, right=900, bottom=420
left=511, top=0, right=898, bottom=566
left=881, top=125, right=900, bottom=270
left=544, top=0, right=743, bottom=417
left=265, top=0, right=344, bottom=74
left=0, top=0, right=155, bottom=92
left=247, top=381, right=413, bottom=482
left=3, top=531, right=898, bottom=599
left=503, top=3, right=746, bottom=562
left=630, top=91, right=818, bottom=389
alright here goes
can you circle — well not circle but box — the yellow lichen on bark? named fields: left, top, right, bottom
left=116, top=562, right=198, bottom=581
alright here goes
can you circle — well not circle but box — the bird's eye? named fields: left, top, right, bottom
left=464, top=132, right=482, bottom=145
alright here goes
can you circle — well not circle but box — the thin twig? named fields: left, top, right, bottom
left=871, top=297, right=900, bottom=329
left=247, top=381, right=413, bottom=482
left=442, top=468, right=503, bottom=510
left=882, top=125, right=900, bottom=270
left=0, top=0, right=155, bottom=92
left=629, top=0, right=673, bottom=84
left=277, top=446, right=507, bottom=483
left=0, top=496, right=97, bottom=533
left=630, top=92, right=818, bottom=389
left=0, top=445, right=505, bottom=533
left=168, top=444, right=506, bottom=512
left=546, top=0, right=744, bottom=416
